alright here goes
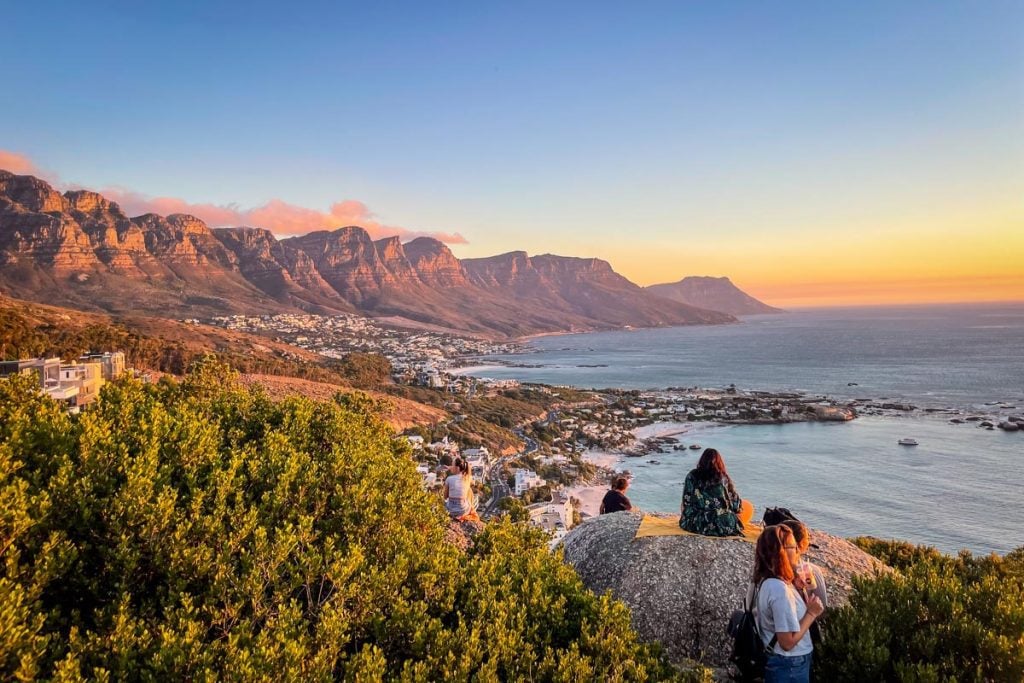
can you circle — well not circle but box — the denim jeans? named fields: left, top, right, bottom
left=764, top=652, right=812, bottom=683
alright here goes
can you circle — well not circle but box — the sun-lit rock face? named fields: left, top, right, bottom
left=0, top=170, right=739, bottom=332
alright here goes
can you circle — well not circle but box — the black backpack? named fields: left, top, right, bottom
left=727, top=582, right=777, bottom=680
left=762, top=506, right=798, bottom=526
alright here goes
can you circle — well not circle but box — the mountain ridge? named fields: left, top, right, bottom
left=646, top=276, right=783, bottom=315
left=0, top=169, right=738, bottom=336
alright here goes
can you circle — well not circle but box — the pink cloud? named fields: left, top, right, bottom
left=0, top=150, right=44, bottom=176
left=0, top=148, right=467, bottom=245
left=103, top=190, right=467, bottom=244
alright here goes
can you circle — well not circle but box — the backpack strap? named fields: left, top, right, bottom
left=751, top=581, right=779, bottom=652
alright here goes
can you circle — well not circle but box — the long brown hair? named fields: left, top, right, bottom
left=694, top=448, right=730, bottom=485
left=753, top=524, right=796, bottom=584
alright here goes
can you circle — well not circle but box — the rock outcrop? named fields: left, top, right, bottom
left=403, top=237, right=470, bottom=288
left=214, top=227, right=352, bottom=312
left=560, top=512, right=886, bottom=668
left=647, top=276, right=783, bottom=315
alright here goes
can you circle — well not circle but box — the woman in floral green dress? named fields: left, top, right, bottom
left=679, top=448, right=753, bottom=536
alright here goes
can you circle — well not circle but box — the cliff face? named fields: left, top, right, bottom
left=214, top=227, right=352, bottom=312
left=0, top=170, right=740, bottom=334
left=403, top=237, right=469, bottom=287
left=0, top=171, right=277, bottom=314
left=464, top=252, right=736, bottom=327
left=647, top=276, right=783, bottom=315
left=282, top=228, right=398, bottom=305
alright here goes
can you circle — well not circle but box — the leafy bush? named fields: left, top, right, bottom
left=817, top=539, right=1024, bottom=682
left=0, top=359, right=704, bottom=681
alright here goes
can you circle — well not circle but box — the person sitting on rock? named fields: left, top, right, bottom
left=443, top=457, right=480, bottom=523
left=751, top=524, right=825, bottom=682
left=679, top=448, right=753, bottom=536
left=600, top=476, right=633, bottom=514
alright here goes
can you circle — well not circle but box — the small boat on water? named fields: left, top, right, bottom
left=898, top=438, right=919, bottom=446
left=689, top=444, right=702, bottom=450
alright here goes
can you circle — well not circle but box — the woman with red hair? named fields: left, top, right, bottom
left=750, top=524, right=824, bottom=682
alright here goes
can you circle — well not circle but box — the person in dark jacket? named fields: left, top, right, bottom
left=679, top=448, right=753, bottom=536
left=600, top=476, right=633, bottom=514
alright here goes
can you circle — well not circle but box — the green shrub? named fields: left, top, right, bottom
left=818, top=539, right=1024, bottom=682
left=0, top=359, right=703, bottom=681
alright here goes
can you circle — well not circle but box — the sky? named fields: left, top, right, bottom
left=1, top=1, right=1022, bottom=307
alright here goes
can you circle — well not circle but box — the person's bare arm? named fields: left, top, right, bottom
left=775, top=594, right=824, bottom=651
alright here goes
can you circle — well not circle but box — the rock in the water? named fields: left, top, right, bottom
left=560, top=512, right=887, bottom=668
left=998, top=421, right=1020, bottom=432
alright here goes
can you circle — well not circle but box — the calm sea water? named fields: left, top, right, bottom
left=461, top=304, right=1024, bottom=555
left=623, top=418, right=1022, bottom=555
left=467, top=303, right=1024, bottom=412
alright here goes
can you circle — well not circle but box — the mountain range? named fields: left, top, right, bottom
left=0, top=170, right=776, bottom=337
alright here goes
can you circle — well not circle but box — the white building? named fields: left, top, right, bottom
left=514, top=469, right=545, bottom=497
left=527, top=493, right=575, bottom=544
left=416, top=465, right=438, bottom=488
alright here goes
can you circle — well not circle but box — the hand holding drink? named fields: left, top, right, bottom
left=805, top=593, right=824, bottom=618
left=797, top=561, right=816, bottom=592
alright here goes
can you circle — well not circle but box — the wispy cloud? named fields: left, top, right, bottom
left=0, top=149, right=467, bottom=244
left=0, top=150, right=44, bottom=176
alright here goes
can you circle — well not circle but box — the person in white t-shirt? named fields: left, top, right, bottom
left=442, top=457, right=479, bottom=522
left=751, top=524, right=824, bottom=682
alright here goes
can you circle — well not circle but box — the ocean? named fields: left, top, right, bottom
left=461, top=303, right=1024, bottom=555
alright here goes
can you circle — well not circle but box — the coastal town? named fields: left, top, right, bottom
left=198, top=313, right=520, bottom=387
left=4, top=312, right=1022, bottom=543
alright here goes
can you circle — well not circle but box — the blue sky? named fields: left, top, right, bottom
left=2, top=1, right=1022, bottom=304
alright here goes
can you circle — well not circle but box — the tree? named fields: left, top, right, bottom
left=817, top=539, right=1024, bottom=682
left=0, top=361, right=705, bottom=681
left=338, top=352, right=392, bottom=388
left=498, top=497, right=531, bottom=523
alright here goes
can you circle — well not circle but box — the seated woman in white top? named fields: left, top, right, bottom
left=442, top=457, right=479, bottom=522
left=751, top=524, right=824, bottom=683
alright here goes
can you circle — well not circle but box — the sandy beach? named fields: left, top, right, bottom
left=581, top=448, right=620, bottom=469
left=631, top=421, right=691, bottom=440
left=565, top=484, right=607, bottom=519
left=447, top=364, right=505, bottom=376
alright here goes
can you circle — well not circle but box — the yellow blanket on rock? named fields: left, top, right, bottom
left=634, top=515, right=761, bottom=543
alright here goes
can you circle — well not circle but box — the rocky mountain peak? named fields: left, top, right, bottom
left=166, top=214, right=214, bottom=236
left=373, top=235, right=418, bottom=283
left=646, top=276, right=783, bottom=315
left=0, top=170, right=67, bottom=213
left=404, top=237, right=468, bottom=287
left=64, top=189, right=119, bottom=214
left=0, top=173, right=742, bottom=334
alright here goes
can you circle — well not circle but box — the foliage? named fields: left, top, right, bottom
left=522, top=484, right=554, bottom=505
left=817, top=539, right=1024, bottom=682
left=851, top=536, right=951, bottom=571
left=0, top=359, right=704, bottom=681
left=0, top=305, right=351, bottom=384
left=337, top=352, right=392, bottom=389
left=497, top=498, right=531, bottom=523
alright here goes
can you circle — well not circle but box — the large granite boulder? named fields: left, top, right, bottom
left=560, top=512, right=887, bottom=668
